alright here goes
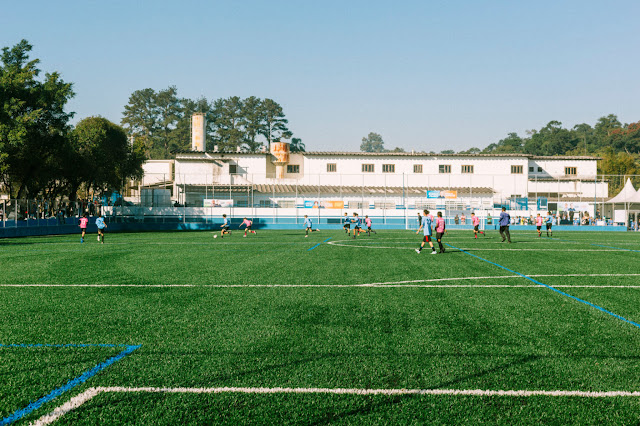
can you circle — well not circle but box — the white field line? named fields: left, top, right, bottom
left=31, top=385, right=640, bottom=426
left=3, top=274, right=640, bottom=288
left=327, top=241, right=623, bottom=251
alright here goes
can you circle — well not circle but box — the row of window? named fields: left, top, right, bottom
left=239, top=164, right=577, bottom=175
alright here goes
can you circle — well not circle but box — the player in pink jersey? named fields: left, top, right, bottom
left=471, top=212, right=484, bottom=239
left=535, top=213, right=544, bottom=237
left=239, top=217, right=256, bottom=237
left=78, top=212, right=89, bottom=243
left=435, top=211, right=446, bottom=253
left=364, top=215, right=376, bottom=236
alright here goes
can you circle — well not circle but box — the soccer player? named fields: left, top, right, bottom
left=304, top=215, right=319, bottom=237
left=435, top=211, right=446, bottom=253
left=536, top=213, right=544, bottom=237
left=79, top=212, right=88, bottom=243
left=545, top=211, right=553, bottom=237
left=352, top=212, right=362, bottom=239
left=239, top=217, right=256, bottom=237
left=95, top=213, right=107, bottom=244
left=415, top=209, right=436, bottom=254
left=364, top=215, right=376, bottom=236
left=342, top=212, right=351, bottom=234
left=219, top=214, right=231, bottom=238
left=471, top=212, right=484, bottom=239
left=499, top=207, right=511, bottom=243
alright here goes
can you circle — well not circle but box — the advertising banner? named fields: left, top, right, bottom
left=204, top=199, right=234, bottom=208
left=303, top=200, right=344, bottom=209
left=322, top=201, right=344, bottom=209
left=559, top=202, right=594, bottom=217
left=426, top=190, right=457, bottom=199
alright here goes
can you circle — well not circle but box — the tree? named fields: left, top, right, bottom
left=571, top=123, right=595, bottom=155
left=290, top=137, right=306, bottom=153
left=360, top=132, right=385, bottom=152
left=241, top=96, right=263, bottom=152
left=387, top=147, right=405, bottom=153
left=610, top=121, right=640, bottom=154
left=212, top=96, right=245, bottom=151
left=440, top=149, right=455, bottom=154
left=71, top=117, right=145, bottom=196
left=121, top=86, right=182, bottom=159
left=0, top=39, right=74, bottom=198
left=259, top=98, right=291, bottom=146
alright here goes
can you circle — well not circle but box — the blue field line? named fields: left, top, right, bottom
left=446, top=243, right=640, bottom=331
left=308, top=237, right=332, bottom=251
left=588, top=243, right=640, bottom=253
left=0, top=344, right=141, bottom=425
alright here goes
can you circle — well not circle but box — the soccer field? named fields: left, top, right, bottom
left=2, top=229, right=640, bottom=425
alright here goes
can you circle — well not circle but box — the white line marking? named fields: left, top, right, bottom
left=3, top=274, right=640, bottom=288
left=30, top=388, right=101, bottom=426
left=326, top=241, right=623, bottom=251
left=31, top=385, right=640, bottom=425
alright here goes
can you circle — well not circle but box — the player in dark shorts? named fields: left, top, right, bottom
left=435, top=211, right=446, bottom=253
left=352, top=212, right=362, bottom=239
left=545, top=212, right=553, bottom=237
left=219, top=214, right=231, bottom=238
left=342, top=212, right=351, bottom=234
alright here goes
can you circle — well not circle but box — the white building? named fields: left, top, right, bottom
left=139, top=145, right=606, bottom=216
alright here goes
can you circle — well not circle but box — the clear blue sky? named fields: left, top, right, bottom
left=2, top=0, right=639, bottom=152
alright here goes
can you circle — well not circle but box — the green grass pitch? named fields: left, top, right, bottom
left=2, top=228, right=640, bottom=424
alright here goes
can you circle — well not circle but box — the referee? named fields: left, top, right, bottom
left=499, top=207, right=511, bottom=243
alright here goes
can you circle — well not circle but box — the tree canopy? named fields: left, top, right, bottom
left=0, top=40, right=146, bottom=200
left=121, top=90, right=296, bottom=157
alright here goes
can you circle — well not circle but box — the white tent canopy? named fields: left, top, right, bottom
left=627, top=186, right=640, bottom=203
left=606, top=178, right=637, bottom=203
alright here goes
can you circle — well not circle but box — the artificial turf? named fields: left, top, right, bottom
left=2, top=229, right=640, bottom=424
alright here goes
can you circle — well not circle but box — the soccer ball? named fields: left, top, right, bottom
left=213, top=235, right=218, bottom=239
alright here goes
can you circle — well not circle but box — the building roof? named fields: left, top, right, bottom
left=173, top=150, right=598, bottom=160
left=184, top=184, right=494, bottom=195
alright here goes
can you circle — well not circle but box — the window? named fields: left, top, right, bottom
left=565, top=167, right=577, bottom=175
left=382, top=164, right=395, bottom=173
left=511, top=165, right=523, bottom=174
left=529, top=166, right=534, bottom=172
left=413, top=164, right=423, bottom=173
left=327, top=163, right=337, bottom=173
left=538, top=167, right=543, bottom=173
left=259, top=199, right=272, bottom=208
left=229, top=164, right=238, bottom=174
left=278, top=200, right=295, bottom=208
left=287, top=165, right=300, bottom=173
left=362, top=164, right=375, bottom=173
left=461, top=165, right=474, bottom=174
left=439, top=165, right=451, bottom=174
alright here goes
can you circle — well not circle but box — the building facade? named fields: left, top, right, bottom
left=138, top=144, right=606, bottom=217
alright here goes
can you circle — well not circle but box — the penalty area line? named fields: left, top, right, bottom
left=32, top=386, right=640, bottom=426
left=2, top=345, right=141, bottom=426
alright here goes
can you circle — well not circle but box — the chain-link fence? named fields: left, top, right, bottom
left=2, top=174, right=639, bottom=229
